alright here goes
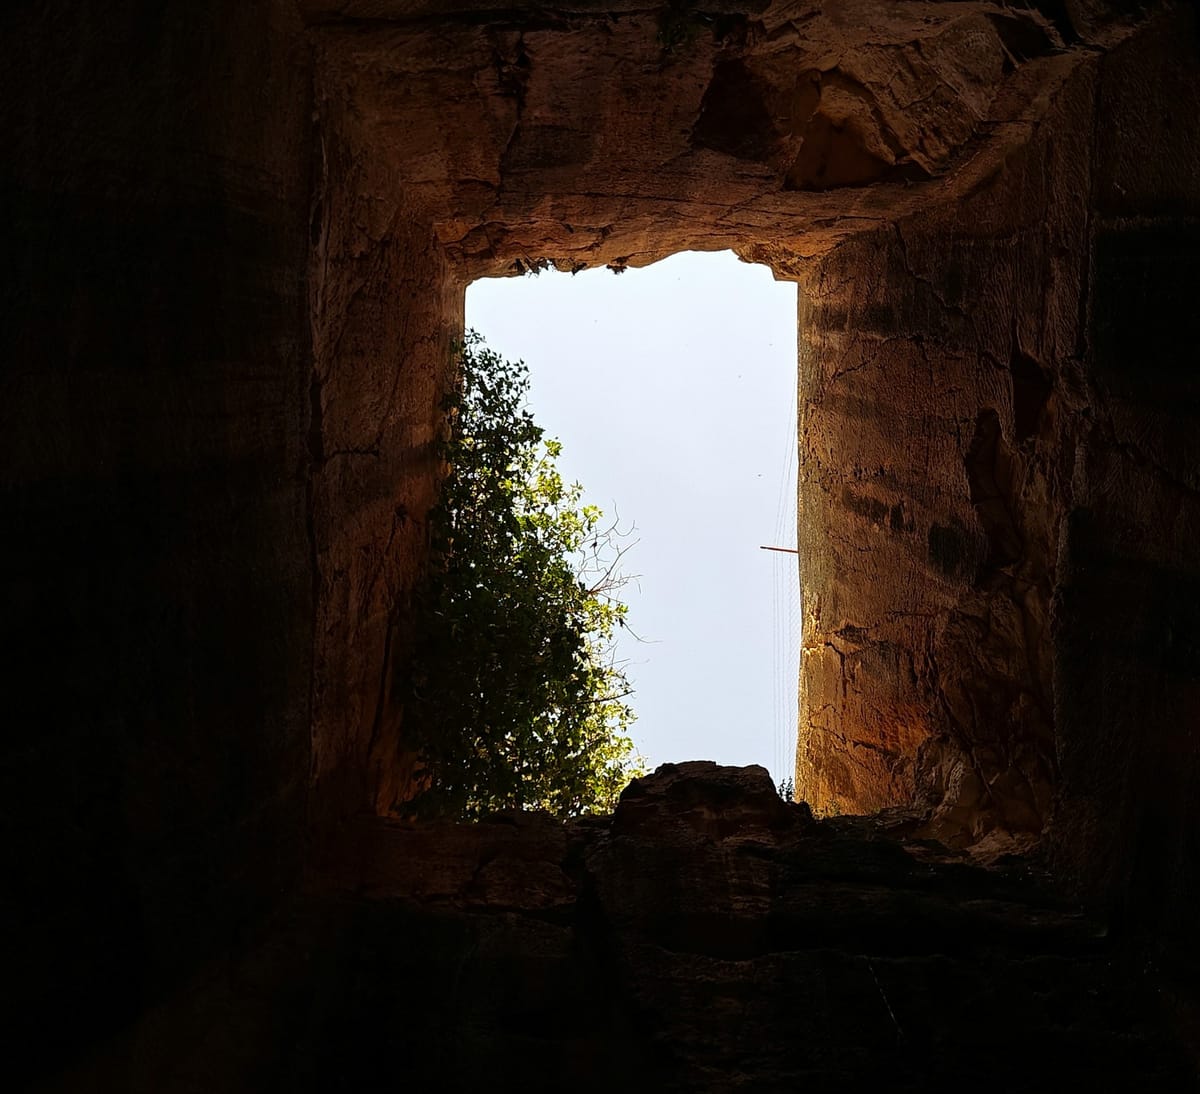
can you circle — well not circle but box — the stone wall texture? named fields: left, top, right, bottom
left=36, top=765, right=1200, bottom=1091
left=4, top=0, right=1199, bottom=1088
left=2, top=2, right=315, bottom=1083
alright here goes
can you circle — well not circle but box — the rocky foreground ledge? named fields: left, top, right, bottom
left=56, top=763, right=1187, bottom=1093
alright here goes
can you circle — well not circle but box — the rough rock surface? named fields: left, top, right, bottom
left=307, top=0, right=1106, bottom=274
left=45, top=766, right=1196, bottom=1091
left=300, top=0, right=1200, bottom=878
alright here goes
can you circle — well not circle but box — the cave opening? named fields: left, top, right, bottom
left=462, top=249, right=801, bottom=789
left=9, top=2, right=1200, bottom=1086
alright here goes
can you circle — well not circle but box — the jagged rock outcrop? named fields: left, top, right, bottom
left=48, top=765, right=1195, bottom=1091
left=307, top=0, right=1107, bottom=274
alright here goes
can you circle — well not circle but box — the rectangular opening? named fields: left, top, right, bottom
left=464, top=250, right=800, bottom=792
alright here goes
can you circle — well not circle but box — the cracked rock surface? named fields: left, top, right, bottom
left=307, top=0, right=1100, bottom=275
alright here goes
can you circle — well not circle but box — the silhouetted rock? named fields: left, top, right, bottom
left=611, top=761, right=814, bottom=839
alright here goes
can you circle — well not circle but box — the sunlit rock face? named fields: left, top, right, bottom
left=792, top=6, right=1200, bottom=891
left=299, top=0, right=1125, bottom=834
left=6, top=0, right=1200, bottom=1088
left=302, top=0, right=1101, bottom=832
left=301, top=0, right=1200, bottom=871
left=304, top=0, right=1100, bottom=275
left=791, top=97, right=1088, bottom=843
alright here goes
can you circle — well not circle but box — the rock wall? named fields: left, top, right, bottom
left=40, top=766, right=1197, bottom=1092
left=305, top=77, right=463, bottom=822
left=793, top=52, right=1095, bottom=842
left=304, top=0, right=1098, bottom=274
left=305, top=2, right=1200, bottom=908
left=1052, top=9, right=1200, bottom=963
left=1, top=2, right=316, bottom=1084
left=795, top=6, right=1200, bottom=977
left=302, top=2, right=1134, bottom=846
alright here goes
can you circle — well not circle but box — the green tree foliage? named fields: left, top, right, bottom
left=399, top=331, right=644, bottom=819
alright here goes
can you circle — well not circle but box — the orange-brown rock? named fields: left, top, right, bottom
left=305, top=0, right=1091, bottom=833
left=307, top=0, right=1101, bottom=274
left=299, top=0, right=1200, bottom=861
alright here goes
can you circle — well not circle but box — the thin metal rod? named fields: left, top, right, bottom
left=759, top=545, right=799, bottom=554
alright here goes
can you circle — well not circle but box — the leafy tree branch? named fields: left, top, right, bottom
left=397, top=331, right=645, bottom=819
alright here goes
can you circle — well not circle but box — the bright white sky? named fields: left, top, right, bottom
left=466, top=250, right=800, bottom=786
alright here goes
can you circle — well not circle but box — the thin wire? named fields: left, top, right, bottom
left=769, top=399, right=799, bottom=787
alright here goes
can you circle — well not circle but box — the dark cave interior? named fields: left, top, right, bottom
left=3, top=1, right=1200, bottom=1089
